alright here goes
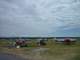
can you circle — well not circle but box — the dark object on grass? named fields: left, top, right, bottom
left=40, top=40, right=46, bottom=46
left=15, top=40, right=28, bottom=47
left=64, top=38, right=71, bottom=45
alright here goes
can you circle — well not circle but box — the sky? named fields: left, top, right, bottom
left=0, top=0, right=80, bottom=37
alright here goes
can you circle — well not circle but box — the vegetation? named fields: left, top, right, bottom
left=0, top=39, right=80, bottom=60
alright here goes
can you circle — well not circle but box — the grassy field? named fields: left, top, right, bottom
left=0, top=39, right=80, bottom=60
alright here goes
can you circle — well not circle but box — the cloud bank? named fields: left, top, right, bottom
left=0, top=0, right=80, bottom=37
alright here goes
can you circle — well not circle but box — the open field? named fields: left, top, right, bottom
left=0, top=39, right=80, bottom=60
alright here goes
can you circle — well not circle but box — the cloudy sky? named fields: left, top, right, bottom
left=0, top=0, right=80, bottom=37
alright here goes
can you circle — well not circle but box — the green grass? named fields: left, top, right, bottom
left=32, top=40, right=80, bottom=60
left=0, top=39, right=10, bottom=46
left=0, top=39, right=80, bottom=60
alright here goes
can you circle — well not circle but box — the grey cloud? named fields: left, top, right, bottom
left=0, top=0, right=80, bottom=37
